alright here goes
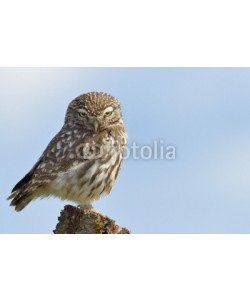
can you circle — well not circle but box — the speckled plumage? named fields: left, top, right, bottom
left=8, top=92, right=127, bottom=211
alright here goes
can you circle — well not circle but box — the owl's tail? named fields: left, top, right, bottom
left=8, top=189, right=33, bottom=212
left=7, top=169, right=37, bottom=211
left=8, top=158, right=43, bottom=211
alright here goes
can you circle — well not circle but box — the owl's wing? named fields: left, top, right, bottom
left=8, top=126, right=91, bottom=211
left=11, top=158, right=42, bottom=193
left=10, top=128, right=64, bottom=193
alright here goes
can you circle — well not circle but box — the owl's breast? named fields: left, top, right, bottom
left=47, top=134, right=124, bottom=206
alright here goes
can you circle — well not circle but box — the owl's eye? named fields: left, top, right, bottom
left=78, top=111, right=87, bottom=117
left=103, top=107, right=114, bottom=117
left=105, top=111, right=112, bottom=117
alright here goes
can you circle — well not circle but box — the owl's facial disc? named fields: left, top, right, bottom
left=76, top=106, right=117, bottom=133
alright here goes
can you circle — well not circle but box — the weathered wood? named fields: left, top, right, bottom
left=54, top=205, right=130, bottom=234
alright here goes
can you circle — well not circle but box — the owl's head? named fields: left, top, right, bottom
left=65, top=92, right=123, bottom=132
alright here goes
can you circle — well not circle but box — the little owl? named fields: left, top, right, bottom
left=8, top=92, right=127, bottom=211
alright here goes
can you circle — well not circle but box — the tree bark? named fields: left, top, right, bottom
left=53, top=205, right=130, bottom=234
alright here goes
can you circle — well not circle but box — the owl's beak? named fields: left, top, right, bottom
left=93, top=120, right=99, bottom=133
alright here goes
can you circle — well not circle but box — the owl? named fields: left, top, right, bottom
left=8, top=92, right=127, bottom=211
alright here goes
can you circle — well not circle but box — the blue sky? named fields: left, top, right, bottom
left=1, top=68, right=250, bottom=233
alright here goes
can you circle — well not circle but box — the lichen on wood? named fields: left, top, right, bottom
left=53, top=205, right=130, bottom=234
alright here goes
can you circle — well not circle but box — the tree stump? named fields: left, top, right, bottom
left=53, top=205, right=130, bottom=234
